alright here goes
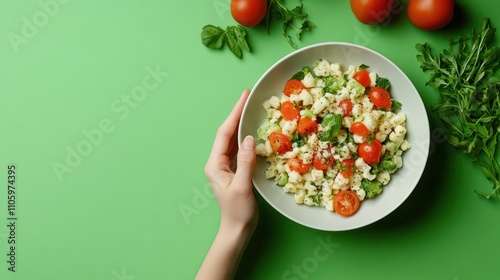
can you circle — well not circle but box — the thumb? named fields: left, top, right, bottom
left=234, top=135, right=256, bottom=185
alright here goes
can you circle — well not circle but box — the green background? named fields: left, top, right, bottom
left=0, top=0, right=499, bottom=279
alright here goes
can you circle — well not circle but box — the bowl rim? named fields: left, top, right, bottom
left=238, top=41, right=430, bottom=231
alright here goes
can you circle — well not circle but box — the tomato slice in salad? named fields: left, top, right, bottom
left=313, top=152, right=335, bottom=171
left=338, top=99, right=353, bottom=117
left=269, top=132, right=292, bottom=155
left=281, top=101, right=300, bottom=120
left=340, top=159, right=356, bottom=178
left=333, top=190, right=360, bottom=217
left=369, top=86, right=392, bottom=109
left=284, top=79, right=306, bottom=96
left=353, top=69, right=371, bottom=87
left=297, top=117, right=317, bottom=135
left=287, top=158, right=311, bottom=174
left=350, top=122, right=371, bottom=137
left=358, top=139, right=383, bottom=165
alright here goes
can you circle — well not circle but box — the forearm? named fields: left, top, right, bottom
left=195, top=221, right=255, bottom=280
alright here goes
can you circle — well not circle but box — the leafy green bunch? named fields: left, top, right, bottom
left=416, top=18, right=500, bottom=198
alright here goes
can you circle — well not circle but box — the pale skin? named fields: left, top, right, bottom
left=196, top=89, right=258, bottom=280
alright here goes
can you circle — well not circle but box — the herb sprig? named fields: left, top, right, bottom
left=266, top=0, right=316, bottom=49
left=416, top=18, right=500, bottom=198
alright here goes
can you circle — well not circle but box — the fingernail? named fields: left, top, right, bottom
left=242, top=135, right=254, bottom=151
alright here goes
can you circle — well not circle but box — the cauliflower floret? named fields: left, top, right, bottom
left=288, top=170, right=303, bottom=183
left=311, top=168, right=324, bottom=181
left=351, top=103, right=363, bottom=118
left=390, top=112, right=406, bottom=126
left=337, top=129, right=348, bottom=143
left=311, top=97, right=329, bottom=114
left=307, top=133, right=319, bottom=150
left=294, top=189, right=306, bottom=204
left=350, top=174, right=363, bottom=189
left=379, top=121, right=391, bottom=134
left=389, top=131, right=404, bottom=144
left=345, top=65, right=357, bottom=79
left=268, top=96, right=280, bottom=109
left=330, top=63, right=342, bottom=76
left=265, top=164, right=277, bottom=178
left=309, top=87, right=324, bottom=100
left=395, top=154, right=403, bottom=168
left=377, top=171, right=391, bottom=185
left=302, top=73, right=316, bottom=88
left=362, top=96, right=374, bottom=112
left=299, top=89, right=314, bottom=106
left=334, top=172, right=349, bottom=187
left=368, top=72, right=377, bottom=87
left=356, top=188, right=366, bottom=201
left=375, top=132, right=388, bottom=143
left=400, top=139, right=411, bottom=151
left=394, top=125, right=407, bottom=138
left=314, top=60, right=331, bottom=76
left=362, top=112, right=377, bottom=131
left=304, top=196, right=317, bottom=206
left=282, top=120, right=297, bottom=137
left=256, top=143, right=270, bottom=157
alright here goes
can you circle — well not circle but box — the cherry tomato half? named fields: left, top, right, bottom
left=353, top=69, right=371, bottom=87
left=297, top=117, right=317, bottom=135
left=281, top=101, right=300, bottom=120
left=358, top=139, right=383, bottom=165
left=230, top=0, right=267, bottom=27
left=339, top=99, right=354, bottom=117
left=350, top=0, right=394, bottom=24
left=269, top=132, right=292, bottom=155
left=340, top=159, right=356, bottom=178
left=287, top=158, right=311, bottom=174
left=350, top=122, right=371, bottom=137
left=313, top=152, right=335, bottom=171
left=284, top=79, right=306, bottom=97
left=333, top=190, right=360, bottom=217
left=407, top=0, right=454, bottom=30
left=368, top=86, right=392, bottom=109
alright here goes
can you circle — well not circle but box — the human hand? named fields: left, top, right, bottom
left=204, top=89, right=258, bottom=231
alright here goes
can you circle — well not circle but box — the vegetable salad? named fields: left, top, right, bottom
left=255, top=59, right=411, bottom=216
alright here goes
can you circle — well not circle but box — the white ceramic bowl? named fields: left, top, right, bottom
left=238, top=42, right=429, bottom=231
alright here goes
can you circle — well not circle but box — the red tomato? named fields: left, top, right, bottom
left=313, top=152, right=335, bottom=171
left=230, top=0, right=267, bottom=27
left=269, top=132, right=292, bottom=155
left=358, top=139, right=383, bottom=165
left=340, top=159, right=356, bottom=178
left=284, top=79, right=306, bottom=97
left=407, top=0, right=454, bottom=30
left=280, top=101, right=300, bottom=120
left=350, top=122, right=371, bottom=137
left=333, top=190, right=360, bottom=217
left=350, top=0, right=394, bottom=24
left=287, top=158, right=311, bottom=174
left=339, top=99, right=353, bottom=117
left=368, top=86, right=392, bottom=109
left=297, top=117, right=317, bottom=135
left=353, top=69, right=371, bottom=87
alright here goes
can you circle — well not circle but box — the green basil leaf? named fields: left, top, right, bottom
left=225, top=29, right=242, bottom=58
left=201, top=25, right=224, bottom=49
left=319, top=114, right=342, bottom=142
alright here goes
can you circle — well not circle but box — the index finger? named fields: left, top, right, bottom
left=209, top=89, right=251, bottom=158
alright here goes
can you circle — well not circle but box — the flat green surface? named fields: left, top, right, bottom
left=0, top=1, right=499, bottom=279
